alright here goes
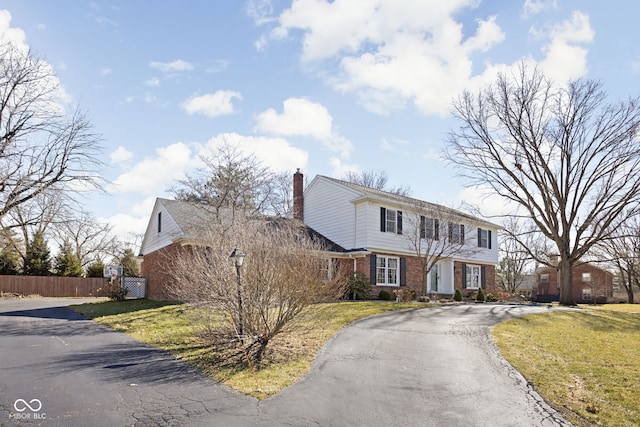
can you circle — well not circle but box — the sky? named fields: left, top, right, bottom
left=0, top=0, right=639, bottom=250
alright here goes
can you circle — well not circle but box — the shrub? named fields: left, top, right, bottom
left=486, top=292, right=498, bottom=302
left=345, top=272, right=371, bottom=300
left=394, top=288, right=416, bottom=302
left=378, top=290, right=392, bottom=301
left=102, top=281, right=128, bottom=302
left=454, top=288, right=463, bottom=302
left=476, top=287, right=486, bottom=302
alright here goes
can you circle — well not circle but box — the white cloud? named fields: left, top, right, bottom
left=102, top=212, right=149, bottom=243
left=149, top=59, right=194, bottom=73
left=109, top=142, right=193, bottom=195
left=110, top=146, right=134, bottom=164
left=256, top=97, right=332, bottom=138
left=202, top=132, right=308, bottom=172
left=100, top=67, right=112, bottom=76
left=144, top=76, right=160, bottom=87
left=255, top=97, right=353, bottom=157
left=539, top=11, right=593, bottom=83
left=522, top=0, right=557, bottom=18
left=181, top=90, right=242, bottom=118
left=266, top=2, right=592, bottom=117
left=456, top=185, right=518, bottom=218
left=328, top=157, right=359, bottom=178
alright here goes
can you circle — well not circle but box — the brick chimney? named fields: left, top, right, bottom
left=293, top=168, right=304, bottom=221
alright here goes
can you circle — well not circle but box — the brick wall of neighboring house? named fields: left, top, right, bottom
left=141, top=242, right=188, bottom=301
left=535, top=263, right=613, bottom=303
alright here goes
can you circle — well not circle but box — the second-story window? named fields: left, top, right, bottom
left=420, top=216, right=439, bottom=240
left=478, top=228, right=491, bottom=248
left=449, top=223, right=464, bottom=244
left=380, top=207, right=402, bottom=235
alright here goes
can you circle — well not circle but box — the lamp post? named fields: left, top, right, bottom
left=229, top=248, right=245, bottom=338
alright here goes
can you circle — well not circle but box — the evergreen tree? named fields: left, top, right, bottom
left=119, top=248, right=139, bottom=277
left=0, top=243, right=21, bottom=275
left=86, top=259, right=105, bottom=278
left=23, top=230, right=51, bottom=276
left=54, top=240, right=83, bottom=277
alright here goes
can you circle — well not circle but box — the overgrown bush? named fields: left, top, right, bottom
left=345, top=272, right=371, bottom=300
left=378, top=290, right=392, bottom=301
left=102, top=281, right=128, bottom=301
left=476, top=287, right=486, bottom=302
left=453, top=288, right=463, bottom=302
left=393, top=288, right=416, bottom=302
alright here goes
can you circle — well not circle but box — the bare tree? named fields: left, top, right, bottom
left=496, top=217, right=537, bottom=294
left=446, top=64, right=640, bottom=305
left=0, top=42, right=103, bottom=222
left=170, top=143, right=290, bottom=219
left=51, top=211, right=118, bottom=270
left=168, top=217, right=347, bottom=359
left=343, top=170, right=411, bottom=196
left=402, top=202, right=479, bottom=295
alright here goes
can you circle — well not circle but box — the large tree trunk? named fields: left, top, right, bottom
left=558, top=259, right=576, bottom=306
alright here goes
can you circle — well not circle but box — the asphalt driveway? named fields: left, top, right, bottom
left=0, top=298, right=572, bottom=426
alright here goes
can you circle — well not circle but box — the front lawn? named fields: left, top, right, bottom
left=70, top=299, right=424, bottom=399
left=492, top=306, right=640, bottom=427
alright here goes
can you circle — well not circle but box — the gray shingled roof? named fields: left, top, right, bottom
left=158, top=198, right=350, bottom=253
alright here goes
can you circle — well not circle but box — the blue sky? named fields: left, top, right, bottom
left=0, top=0, right=638, bottom=247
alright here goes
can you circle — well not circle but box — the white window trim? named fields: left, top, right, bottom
left=376, top=256, right=400, bottom=287
left=466, top=264, right=481, bottom=289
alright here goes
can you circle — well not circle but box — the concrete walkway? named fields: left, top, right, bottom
left=0, top=298, right=572, bottom=426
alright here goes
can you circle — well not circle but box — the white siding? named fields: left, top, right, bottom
left=304, top=177, right=362, bottom=249
left=304, top=177, right=499, bottom=265
left=139, top=200, right=184, bottom=255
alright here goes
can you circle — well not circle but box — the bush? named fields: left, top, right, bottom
left=102, top=281, right=128, bottom=302
left=345, top=272, right=371, bottom=300
left=486, top=292, right=498, bottom=302
left=476, top=287, right=486, bottom=302
left=378, top=290, right=392, bottom=301
left=394, top=288, right=416, bottom=302
left=454, top=288, right=463, bottom=302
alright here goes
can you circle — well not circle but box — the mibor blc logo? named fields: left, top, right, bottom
left=10, top=398, right=46, bottom=420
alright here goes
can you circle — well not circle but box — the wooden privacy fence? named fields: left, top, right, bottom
left=0, top=275, right=109, bottom=297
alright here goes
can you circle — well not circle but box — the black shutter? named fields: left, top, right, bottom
left=461, top=263, right=467, bottom=288
left=400, top=258, right=407, bottom=286
left=380, top=208, right=386, bottom=232
left=448, top=223, right=453, bottom=241
left=461, top=224, right=465, bottom=244
left=478, top=228, right=482, bottom=247
left=370, top=255, right=377, bottom=285
left=488, top=230, right=492, bottom=249
left=397, top=211, right=403, bottom=235
left=420, top=216, right=426, bottom=239
left=434, top=219, right=439, bottom=240
left=481, top=265, right=487, bottom=289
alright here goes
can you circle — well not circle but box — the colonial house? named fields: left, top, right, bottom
left=533, top=263, right=614, bottom=304
left=138, top=171, right=500, bottom=300
left=296, top=172, right=499, bottom=298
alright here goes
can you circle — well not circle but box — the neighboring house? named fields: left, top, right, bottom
left=139, top=171, right=500, bottom=300
left=533, top=263, right=614, bottom=304
left=296, top=172, right=500, bottom=297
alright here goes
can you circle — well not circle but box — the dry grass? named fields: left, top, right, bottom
left=71, top=299, right=424, bottom=399
left=493, top=305, right=640, bottom=427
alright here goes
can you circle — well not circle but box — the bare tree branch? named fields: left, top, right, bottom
left=446, top=63, right=640, bottom=305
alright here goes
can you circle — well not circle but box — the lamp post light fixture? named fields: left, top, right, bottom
left=229, top=247, right=245, bottom=338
